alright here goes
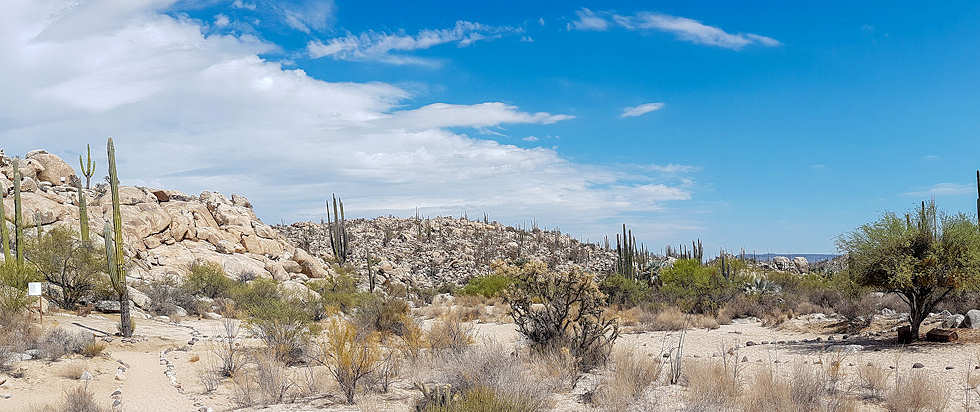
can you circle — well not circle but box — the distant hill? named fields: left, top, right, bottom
left=745, top=253, right=839, bottom=263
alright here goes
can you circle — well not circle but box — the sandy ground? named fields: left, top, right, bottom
left=4, top=310, right=980, bottom=411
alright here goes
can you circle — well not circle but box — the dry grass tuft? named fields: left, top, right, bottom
left=592, top=347, right=662, bottom=410
left=80, top=341, right=105, bottom=358
left=740, top=364, right=793, bottom=411
left=34, top=383, right=106, bottom=412
left=684, top=359, right=740, bottom=410
left=886, top=370, right=950, bottom=412
left=59, top=362, right=87, bottom=380
left=857, top=362, right=890, bottom=399
left=427, top=316, right=475, bottom=356
left=529, top=346, right=580, bottom=392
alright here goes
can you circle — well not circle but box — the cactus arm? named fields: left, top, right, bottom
left=76, top=178, right=90, bottom=243
left=12, top=158, right=23, bottom=265
left=0, top=182, right=9, bottom=262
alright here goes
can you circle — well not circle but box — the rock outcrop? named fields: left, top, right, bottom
left=277, top=217, right=618, bottom=291
left=1, top=150, right=333, bottom=288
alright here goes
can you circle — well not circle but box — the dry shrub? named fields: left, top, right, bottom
left=592, top=347, right=662, bottom=410
left=428, top=317, right=475, bottom=355
left=684, top=359, right=740, bottom=410
left=631, top=307, right=719, bottom=332
left=822, top=351, right=848, bottom=393
left=199, top=369, right=219, bottom=393
left=398, top=319, right=427, bottom=362
left=34, top=383, right=106, bottom=412
left=189, top=354, right=200, bottom=363
left=417, top=385, right=527, bottom=412
left=650, top=307, right=689, bottom=331
left=213, top=319, right=242, bottom=376
left=60, top=361, right=87, bottom=380
left=318, top=318, right=381, bottom=404
left=80, top=341, right=105, bottom=358
left=529, top=346, right=579, bottom=392
left=435, top=340, right=553, bottom=412
left=255, top=354, right=295, bottom=404
left=38, top=328, right=91, bottom=360
left=374, top=350, right=401, bottom=393
left=857, top=362, right=890, bottom=399
left=886, top=370, right=950, bottom=412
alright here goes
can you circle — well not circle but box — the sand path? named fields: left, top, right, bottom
left=115, top=350, right=199, bottom=411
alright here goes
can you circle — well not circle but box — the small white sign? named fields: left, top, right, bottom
left=27, top=282, right=42, bottom=297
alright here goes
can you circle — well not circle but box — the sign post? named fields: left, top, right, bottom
left=27, top=282, right=42, bottom=323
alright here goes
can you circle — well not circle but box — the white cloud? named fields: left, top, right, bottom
left=0, top=0, right=694, bottom=238
left=278, top=0, right=334, bottom=33
left=567, top=8, right=609, bottom=31
left=522, top=136, right=539, bottom=142
left=308, top=21, right=521, bottom=66
left=214, top=14, right=229, bottom=27
left=570, top=9, right=780, bottom=50
left=620, top=102, right=664, bottom=118
left=903, top=183, right=974, bottom=197
left=232, top=0, right=256, bottom=10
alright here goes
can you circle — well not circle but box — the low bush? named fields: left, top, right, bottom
left=427, top=316, right=474, bottom=355
left=184, top=260, right=235, bottom=299
left=34, top=383, right=106, bottom=412
left=38, top=328, right=92, bottom=361
left=459, top=274, right=512, bottom=298
left=139, top=276, right=198, bottom=317
left=80, top=340, right=105, bottom=358
left=684, top=360, right=740, bottom=410
left=246, top=297, right=313, bottom=364
left=658, top=259, right=741, bottom=314
left=307, top=273, right=364, bottom=314
left=503, top=260, right=618, bottom=371
left=419, top=386, right=528, bottom=412
left=25, top=227, right=103, bottom=310
left=354, top=294, right=410, bottom=337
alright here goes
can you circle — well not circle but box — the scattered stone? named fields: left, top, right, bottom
left=964, top=310, right=980, bottom=329
left=912, top=363, right=925, bottom=369
left=741, top=356, right=748, bottom=363
left=94, top=300, right=121, bottom=313
left=80, top=371, right=93, bottom=381
left=926, top=328, right=958, bottom=343
left=0, top=394, right=10, bottom=399
left=946, top=366, right=954, bottom=370
left=745, top=341, right=756, bottom=347
left=204, top=312, right=222, bottom=320
left=943, top=314, right=965, bottom=328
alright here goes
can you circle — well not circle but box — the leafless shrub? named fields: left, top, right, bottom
left=374, top=350, right=400, bottom=393
left=300, top=365, right=321, bottom=397
left=529, top=345, right=580, bottom=392
left=427, top=316, right=474, bottom=356
left=38, top=328, right=90, bottom=360
left=255, top=354, right=295, bottom=404
left=789, top=361, right=825, bottom=409
left=200, top=369, right=219, bottom=393
left=213, top=319, right=241, bottom=376
left=436, top=339, right=553, bottom=412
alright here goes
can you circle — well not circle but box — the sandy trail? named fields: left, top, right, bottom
left=114, top=350, right=199, bottom=411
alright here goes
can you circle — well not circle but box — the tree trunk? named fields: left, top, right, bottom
left=909, top=301, right=927, bottom=342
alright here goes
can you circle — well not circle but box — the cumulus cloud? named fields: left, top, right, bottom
left=308, top=20, right=521, bottom=66
left=620, top=102, right=665, bottom=118
left=569, top=8, right=780, bottom=50
left=0, top=0, right=694, bottom=240
left=903, top=183, right=974, bottom=197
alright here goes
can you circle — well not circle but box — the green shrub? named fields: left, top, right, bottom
left=229, top=277, right=281, bottom=313
left=245, top=294, right=313, bottom=364
left=24, top=227, right=103, bottom=309
left=420, top=386, right=529, bottom=412
left=307, top=274, right=364, bottom=314
left=460, top=274, right=512, bottom=298
left=659, top=259, right=739, bottom=314
left=184, top=260, right=235, bottom=299
left=354, top=294, right=410, bottom=336
left=0, top=261, right=40, bottom=290
left=599, top=274, right=651, bottom=306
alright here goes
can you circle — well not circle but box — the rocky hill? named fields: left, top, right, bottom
left=0, top=149, right=334, bottom=287
left=277, top=217, right=618, bottom=290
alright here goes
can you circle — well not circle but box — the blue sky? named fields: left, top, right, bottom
left=3, top=1, right=979, bottom=254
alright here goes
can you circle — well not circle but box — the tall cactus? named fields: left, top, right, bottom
left=0, top=181, right=9, bottom=263
left=12, top=158, right=23, bottom=265
left=79, top=144, right=96, bottom=190
left=74, top=176, right=90, bottom=243
left=616, top=224, right=638, bottom=280
left=107, top=138, right=133, bottom=337
left=326, top=194, right=349, bottom=265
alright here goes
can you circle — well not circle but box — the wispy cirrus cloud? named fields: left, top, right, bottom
left=620, top=102, right=664, bottom=118
left=569, top=8, right=780, bottom=50
left=903, top=183, right=974, bottom=197
left=308, top=20, right=522, bottom=66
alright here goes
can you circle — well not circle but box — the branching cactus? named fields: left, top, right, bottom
left=79, top=144, right=96, bottom=190
left=326, top=194, right=349, bottom=265
left=107, top=138, right=133, bottom=337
